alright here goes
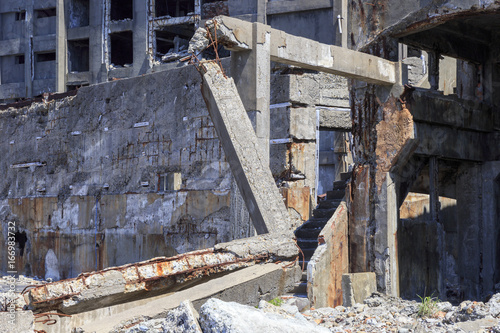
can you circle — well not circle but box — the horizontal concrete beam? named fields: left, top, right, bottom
left=25, top=247, right=270, bottom=314
left=414, top=122, right=493, bottom=162
left=318, top=107, right=351, bottom=130
left=208, top=16, right=396, bottom=85
left=266, top=0, right=332, bottom=15
left=408, top=89, right=494, bottom=133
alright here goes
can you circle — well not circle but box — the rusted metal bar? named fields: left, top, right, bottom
left=25, top=248, right=269, bottom=313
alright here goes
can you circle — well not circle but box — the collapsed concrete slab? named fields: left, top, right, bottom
left=64, top=262, right=300, bottom=333
left=25, top=235, right=298, bottom=315
left=200, top=61, right=292, bottom=236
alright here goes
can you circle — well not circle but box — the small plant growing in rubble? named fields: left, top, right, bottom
left=268, top=297, right=284, bottom=307
left=417, top=293, right=440, bottom=317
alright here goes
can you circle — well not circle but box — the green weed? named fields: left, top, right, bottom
left=417, top=293, right=440, bottom=317
left=268, top=297, right=284, bottom=307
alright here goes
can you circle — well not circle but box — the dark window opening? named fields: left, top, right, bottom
left=155, top=0, right=195, bottom=17
left=110, top=0, right=133, bottom=20
left=36, top=52, right=56, bottom=62
left=67, top=83, right=88, bottom=91
left=110, top=31, right=133, bottom=66
left=15, top=55, right=25, bottom=64
left=68, top=39, right=89, bottom=72
left=69, top=0, right=90, bottom=28
left=155, top=25, right=194, bottom=60
left=15, top=11, right=26, bottom=21
left=36, top=8, right=57, bottom=18
left=14, top=231, right=27, bottom=257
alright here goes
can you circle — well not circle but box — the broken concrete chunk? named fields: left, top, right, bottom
left=113, top=300, right=202, bottom=333
left=199, top=298, right=330, bottom=333
left=188, top=27, right=210, bottom=55
left=214, top=234, right=298, bottom=260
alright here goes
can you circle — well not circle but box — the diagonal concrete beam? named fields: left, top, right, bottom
left=204, top=16, right=396, bottom=85
left=200, top=62, right=292, bottom=236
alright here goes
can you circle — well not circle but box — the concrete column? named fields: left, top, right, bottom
left=373, top=173, right=399, bottom=297
left=428, top=51, right=440, bottom=90
left=481, top=162, right=500, bottom=296
left=25, top=3, right=33, bottom=98
left=230, top=22, right=271, bottom=165
left=56, top=0, right=67, bottom=92
left=132, top=0, right=148, bottom=77
left=256, top=0, right=266, bottom=23
left=429, top=156, right=445, bottom=297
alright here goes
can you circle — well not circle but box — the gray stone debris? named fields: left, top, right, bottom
left=300, top=292, right=500, bottom=332
left=111, top=300, right=202, bottom=333
left=199, top=298, right=330, bottom=333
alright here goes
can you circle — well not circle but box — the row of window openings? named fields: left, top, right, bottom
left=13, top=0, right=207, bottom=28
left=14, top=8, right=56, bottom=21
left=14, top=53, right=55, bottom=65
left=8, top=36, right=132, bottom=76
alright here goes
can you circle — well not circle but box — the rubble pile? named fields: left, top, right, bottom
left=106, top=293, right=500, bottom=333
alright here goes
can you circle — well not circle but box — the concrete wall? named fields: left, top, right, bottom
left=0, top=64, right=257, bottom=279
left=307, top=201, right=349, bottom=308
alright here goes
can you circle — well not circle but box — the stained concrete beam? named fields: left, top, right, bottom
left=318, top=107, right=352, bottom=130
left=73, top=263, right=300, bottom=333
left=205, top=16, right=396, bottom=85
left=200, top=62, right=292, bottom=235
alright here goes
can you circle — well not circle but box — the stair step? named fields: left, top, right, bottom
left=327, top=189, right=345, bottom=200
left=313, top=208, right=336, bottom=218
left=298, top=260, right=309, bottom=269
left=340, top=171, right=352, bottom=181
left=289, top=282, right=307, bottom=294
left=302, top=248, right=316, bottom=260
left=317, top=200, right=341, bottom=210
left=296, top=239, right=318, bottom=250
left=295, top=227, right=321, bottom=239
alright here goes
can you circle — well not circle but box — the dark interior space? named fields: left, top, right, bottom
left=15, top=55, right=25, bottom=64
left=68, top=39, right=90, bottom=72
left=110, top=31, right=133, bottom=66
left=36, top=52, right=56, bottom=62
left=69, top=0, right=90, bottom=28
left=155, top=25, right=194, bottom=57
left=155, top=0, right=195, bottom=17
left=15, top=11, right=26, bottom=21
left=36, top=8, right=57, bottom=18
left=110, top=0, right=133, bottom=20
left=15, top=231, right=27, bottom=256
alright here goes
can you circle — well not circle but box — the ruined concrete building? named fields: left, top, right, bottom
left=1, top=0, right=500, bottom=331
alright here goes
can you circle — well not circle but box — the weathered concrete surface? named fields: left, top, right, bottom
left=214, top=234, right=298, bottom=260
left=25, top=247, right=271, bottom=314
left=0, top=310, right=34, bottom=333
left=68, top=262, right=300, bottom=333
left=205, top=16, right=396, bottom=85
left=110, top=300, right=202, bottom=333
left=319, top=107, right=351, bottom=130
left=341, top=272, right=377, bottom=307
left=307, top=201, right=349, bottom=308
left=0, top=63, right=259, bottom=279
left=198, top=298, right=330, bottom=333
left=200, top=61, right=291, bottom=235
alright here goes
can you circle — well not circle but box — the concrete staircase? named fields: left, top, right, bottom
left=286, top=172, right=349, bottom=298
